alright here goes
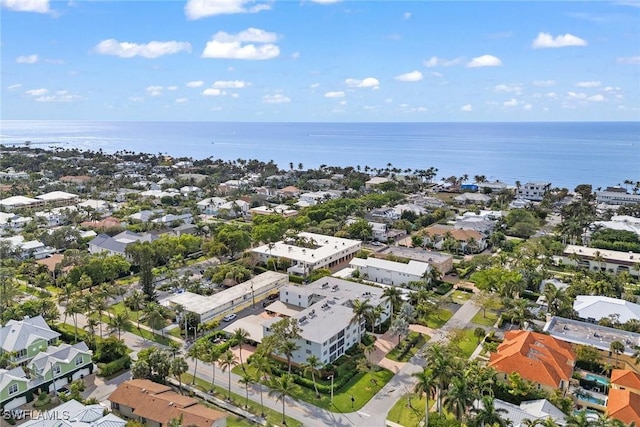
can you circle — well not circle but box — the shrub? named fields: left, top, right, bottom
left=288, top=275, right=304, bottom=284
left=434, top=283, right=453, bottom=295
left=97, top=355, right=131, bottom=377
left=455, top=285, right=474, bottom=293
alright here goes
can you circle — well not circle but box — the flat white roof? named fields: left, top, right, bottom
left=0, top=195, right=39, bottom=206
left=252, top=232, right=361, bottom=264
left=563, top=244, right=640, bottom=264
left=574, top=295, right=640, bottom=323
left=36, top=191, right=78, bottom=201
left=349, top=257, right=430, bottom=277
left=222, top=314, right=266, bottom=343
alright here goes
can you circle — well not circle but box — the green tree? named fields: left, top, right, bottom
left=187, top=341, right=205, bottom=385
left=203, top=345, right=222, bottom=391
left=302, top=355, right=322, bottom=397
left=268, top=374, right=299, bottom=426
left=383, top=286, right=403, bottom=318
left=232, top=328, right=250, bottom=371
left=470, top=395, right=509, bottom=427
left=132, top=347, right=171, bottom=384
left=219, top=350, right=238, bottom=400
left=108, top=312, right=131, bottom=340
left=170, top=357, right=188, bottom=394
left=444, top=375, right=474, bottom=421
left=412, top=367, right=437, bottom=427
left=610, top=340, right=625, bottom=368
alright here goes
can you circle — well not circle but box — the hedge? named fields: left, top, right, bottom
left=434, top=282, right=453, bottom=295
left=288, top=275, right=304, bottom=284
left=97, top=355, right=131, bottom=377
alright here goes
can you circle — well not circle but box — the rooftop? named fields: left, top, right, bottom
left=252, top=232, right=361, bottom=264
left=0, top=315, right=60, bottom=353
left=573, top=295, right=640, bottom=323
left=349, top=257, right=430, bottom=277
left=563, top=244, right=640, bottom=265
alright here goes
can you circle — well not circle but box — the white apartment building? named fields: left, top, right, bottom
left=252, top=232, right=362, bottom=276
left=516, top=182, right=551, bottom=201
left=263, top=277, right=391, bottom=365
left=349, top=257, right=431, bottom=286
left=557, top=245, right=640, bottom=277
left=596, top=191, right=640, bottom=206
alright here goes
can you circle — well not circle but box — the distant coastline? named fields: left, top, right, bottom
left=1, top=120, right=638, bottom=190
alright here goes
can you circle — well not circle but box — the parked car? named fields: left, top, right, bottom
left=222, top=313, right=237, bottom=322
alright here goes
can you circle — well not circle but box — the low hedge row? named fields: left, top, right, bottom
left=288, top=275, right=304, bottom=284
left=389, top=332, right=421, bottom=361
left=434, top=282, right=453, bottom=295
left=268, top=363, right=358, bottom=395
left=97, top=355, right=131, bottom=377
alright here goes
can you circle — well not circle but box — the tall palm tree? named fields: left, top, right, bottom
left=610, top=340, right=625, bottom=368
left=252, top=353, right=271, bottom=417
left=127, top=290, right=145, bottom=329
left=351, top=298, right=373, bottom=332
left=268, top=374, right=299, bottom=426
left=65, top=298, right=84, bottom=342
left=383, top=286, right=403, bottom=319
left=144, top=302, right=166, bottom=336
left=232, top=328, right=250, bottom=371
left=425, top=344, right=454, bottom=414
left=170, top=357, right=188, bottom=394
left=302, top=355, right=322, bottom=397
left=108, top=312, right=131, bottom=340
left=470, top=395, right=509, bottom=427
left=543, top=282, right=570, bottom=317
left=238, top=371, right=253, bottom=408
left=187, top=341, right=205, bottom=385
left=204, top=345, right=222, bottom=391
left=444, top=375, right=474, bottom=421
left=371, top=305, right=385, bottom=333
left=412, top=367, right=437, bottom=427
left=279, top=340, right=299, bottom=374
left=219, top=350, right=238, bottom=400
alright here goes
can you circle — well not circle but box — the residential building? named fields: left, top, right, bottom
left=589, top=215, right=640, bottom=239
left=180, top=185, right=202, bottom=196
left=0, top=212, right=32, bottom=234
left=516, top=182, right=551, bottom=201
left=0, top=195, right=43, bottom=211
left=36, top=191, right=79, bottom=208
left=88, top=230, right=157, bottom=258
left=421, top=224, right=487, bottom=253
left=365, top=177, right=390, bottom=189
left=0, top=316, right=60, bottom=366
left=345, top=218, right=388, bottom=241
left=453, top=193, right=492, bottom=205
left=0, top=169, right=29, bottom=180
left=164, top=271, right=289, bottom=324
left=20, top=399, right=126, bottom=427
left=128, top=210, right=160, bottom=222
left=60, top=175, right=91, bottom=185
left=263, top=277, right=391, bottom=365
left=607, top=389, right=640, bottom=424
left=544, top=317, right=640, bottom=364
left=0, top=236, right=55, bottom=260
left=488, top=330, right=576, bottom=394
left=476, top=181, right=509, bottom=194
left=296, top=191, right=340, bottom=207
left=509, top=199, right=533, bottom=209
left=472, top=399, right=567, bottom=427
left=349, top=257, right=430, bottom=286
left=252, top=232, right=362, bottom=276
left=391, top=203, right=427, bottom=218
left=573, top=295, right=640, bottom=324
left=557, top=245, right=640, bottom=277
left=0, top=342, right=93, bottom=411
left=249, top=205, right=299, bottom=218
left=151, top=213, right=193, bottom=225
left=596, top=191, right=640, bottom=206
left=35, top=206, right=77, bottom=227
left=77, top=199, right=110, bottom=213
left=369, top=207, right=400, bottom=221
left=196, top=197, right=227, bottom=215
left=109, top=379, right=227, bottom=427
left=611, top=369, right=640, bottom=394
left=140, top=189, right=180, bottom=199
left=276, top=185, right=300, bottom=198
left=380, top=246, right=453, bottom=274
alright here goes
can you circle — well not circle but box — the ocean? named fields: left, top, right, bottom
left=0, top=120, right=638, bottom=190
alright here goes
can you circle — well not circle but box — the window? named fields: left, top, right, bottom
left=8, top=383, right=19, bottom=395
left=306, top=349, right=311, bottom=354
left=112, top=403, right=120, bottom=410
left=75, top=355, right=84, bottom=366
left=306, top=340, right=311, bottom=345
left=53, top=365, right=61, bottom=375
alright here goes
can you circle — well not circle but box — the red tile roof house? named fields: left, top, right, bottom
left=489, top=331, right=576, bottom=394
left=607, top=369, right=640, bottom=424
left=108, top=379, right=227, bottom=427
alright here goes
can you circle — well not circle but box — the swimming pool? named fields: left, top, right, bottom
left=585, top=373, right=610, bottom=386
left=576, top=393, right=606, bottom=406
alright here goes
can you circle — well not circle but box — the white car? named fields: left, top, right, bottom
left=222, top=314, right=237, bottom=322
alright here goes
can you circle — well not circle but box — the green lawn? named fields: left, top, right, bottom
left=109, top=301, right=141, bottom=323
left=93, top=312, right=175, bottom=346
left=421, top=308, right=453, bottom=329
left=450, top=290, right=472, bottom=304
left=232, top=364, right=394, bottom=413
left=387, top=393, right=426, bottom=427
left=455, top=328, right=480, bottom=359
left=386, top=333, right=429, bottom=363
left=167, top=326, right=183, bottom=338
left=181, top=373, right=301, bottom=427
left=471, top=310, right=499, bottom=327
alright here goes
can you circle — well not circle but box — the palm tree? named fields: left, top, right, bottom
left=610, top=340, right=625, bottom=368
left=84, top=317, right=99, bottom=337
left=412, top=367, right=437, bottom=427
left=351, top=298, right=373, bottom=332
left=219, top=350, right=238, bottom=400
left=505, top=298, right=534, bottom=329
left=238, top=371, right=253, bottom=408
left=204, top=345, right=222, bottom=391
left=268, top=374, right=299, bottom=426
left=187, top=341, right=205, bottom=385
left=144, top=302, right=166, bottom=336
left=232, top=328, right=250, bottom=371
left=65, top=298, right=83, bottom=342
left=279, top=340, right=299, bottom=374
left=371, top=305, right=385, bottom=333
left=543, top=282, right=570, bottom=317
left=302, top=355, right=322, bottom=397
left=566, top=411, right=596, bottom=427
left=127, top=290, right=145, bottom=329
left=170, top=357, right=188, bottom=394
left=252, top=353, right=271, bottom=417
left=470, top=395, right=509, bottom=427
left=444, top=375, right=474, bottom=421
left=425, top=344, right=453, bottom=414
left=383, top=286, right=403, bottom=318
left=108, top=312, right=131, bottom=340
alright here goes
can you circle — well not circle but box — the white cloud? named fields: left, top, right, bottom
left=324, top=91, right=345, bottom=98
left=546, top=92, right=558, bottom=99
left=345, top=77, right=379, bottom=89
left=403, top=12, right=411, bottom=20
left=94, top=39, right=191, bottom=59
left=146, top=86, right=163, bottom=96
left=338, top=100, right=347, bottom=106
left=175, top=98, right=188, bottom=104
left=129, top=96, right=144, bottom=102
left=213, top=80, right=249, bottom=89
left=576, top=81, right=601, bottom=88
left=7, top=84, right=22, bottom=90
left=1, top=0, right=49, bottom=13
left=423, top=56, right=464, bottom=67
left=167, top=86, right=178, bottom=91
left=603, top=86, right=621, bottom=92
left=523, top=104, right=533, bottom=111
left=262, top=94, right=291, bottom=104
left=503, top=98, right=519, bottom=107
left=466, top=55, right=503, bottom=68
left=202, top=88, right=223, bottom=96
left=461, top=104, right=473, bottom=112
left=384, top=98, right=393, bottom=103
left=25, top=88, right=48, bottom=96
left=533, top=80, right=556, bottom=87
left=588, top=94, right=605, bottom=102
left=231, top=93, right=240, bottom=98
left=35, top=93, right=83, bottom=102
left=617, top=56, right=640, bottom=64
left=311, top=0, right=341, bottom=3
left=494, top=84, right=523, bottom=94
left=186, top=80, right=204, bottom=88
left=16, top=54, right=38, bottom=64
left=310, top=83, right=320, bottom=89
left=531, top=32, right=587, bottom=48
left=185, top=0, right=270, bottom=20
left=291, top=52, right=300, bottom=59
left=395, top=70, right=423, bottom=82
left=567, top=91, right=587, bottom=99
left=201, top=28, right=280, bottom=60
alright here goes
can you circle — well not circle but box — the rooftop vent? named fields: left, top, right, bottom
left=299, top=316, right=307, bottom=323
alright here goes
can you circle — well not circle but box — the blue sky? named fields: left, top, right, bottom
left=1, top=0, right=639, bottom=121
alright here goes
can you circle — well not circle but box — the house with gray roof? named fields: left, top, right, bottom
left=88, top=230, right=157, bottom=258
left=573, top=295, right=640, bottom=324
left=20, top=399, right=125, bottom=427
left=473, top=398, right=566, bottom=426
left=0, top=316, right=60, bottom=366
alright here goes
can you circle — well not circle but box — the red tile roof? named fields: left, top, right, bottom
left=607, top=389, right=640, bottom=424
left=611, top=369, right=640, bottom=391
left=489, top=330, right=576, bottom=388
